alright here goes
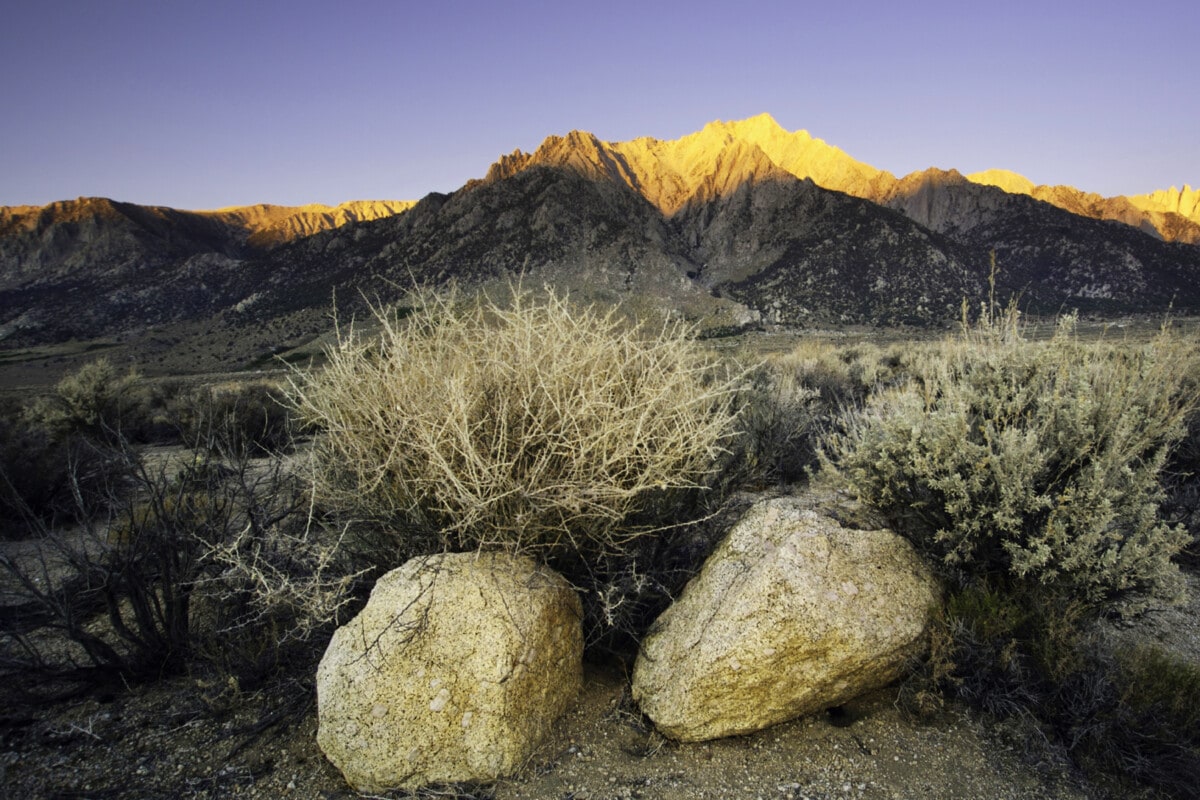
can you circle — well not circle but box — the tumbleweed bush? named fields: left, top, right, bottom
left=287, top=289, right=740, bottom=560
left=821, top=306, right=1198, bottom=610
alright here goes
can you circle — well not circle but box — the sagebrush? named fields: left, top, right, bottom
left=821, top=307, right=1197, bottom=610
left=21, top=357, right=140, bottom=443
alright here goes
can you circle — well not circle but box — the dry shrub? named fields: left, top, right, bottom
left=287, top=288, right=740, bottom=561
left=732, top=339, right=910, bottom=487
left=732, top=363, right=820, bottom=486
left=776, top=339, right=898, bottom=407
left=822, top=306, right=1198, bottom=611
left=171, top=380, right=293, bottom=456
left=3, top=360, right=144, bottom=535
left=0, top=433, right=356, bottom=695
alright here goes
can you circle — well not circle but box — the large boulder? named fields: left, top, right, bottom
left=632, top=496, right=938, bottom=741
left=316, top=551, right=583, bottom=792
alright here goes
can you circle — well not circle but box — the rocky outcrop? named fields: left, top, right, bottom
left=1131, top=184, right=1200, bottom=222
left=487, top=113, right=889, bottom=217
left=967, top=171, right=1200, bottom=245
left=631, top=497, right=938, bottom=742
left=316, top=552, right=583, bottom=793
left=201, top=200, right=415, bottom=247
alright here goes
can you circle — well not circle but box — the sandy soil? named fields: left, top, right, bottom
left=0, top=656, right=1100, bottom=800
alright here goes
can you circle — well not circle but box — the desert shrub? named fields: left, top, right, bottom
left=2, top=360, right=151, bottom=534
left=185, top=458, right=361, bottom=687
left=287, top=288, right=740, bottom=561
left=0, top=416, right=134, bottom=537
left=1115, top=642, right=1200, bottom=735
left=815, top=297, right=1200, bottom=796
left=286, top=288, right=741, bottom=654
left=121, top=379, right=188, bottom=444
left=778, top=339, right=901, bottom=407
left=731, top=362, right=820, bottom=486
left=0, top=434, right=357, bottom=695
left=907, top=583, right=1085, bottom=718
left=171, top=380, right=293, bottom=456
left=821, top=307, right=1197, bottom=611
left=1163, top=358, right=1200, bottom=565
left=1081, top=643, right=1200, bottom=797
left=0, top=415, right=71, bottom=535
left=726, top=339, right=917, bottom=488
left=22, top=358, right=141, bottom=444
left=901, top=582, right=1200, bottom=798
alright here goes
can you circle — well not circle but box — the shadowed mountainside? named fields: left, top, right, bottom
left=1, top=115, right=1197, bottom=379
left=967, top=169, right=1200, bottom=244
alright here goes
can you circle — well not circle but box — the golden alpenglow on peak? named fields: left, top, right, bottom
left=962, top=171, right=1200, bottom=242
left=706, top=112, right=791, bottom=141
left=1129, top=185, right=1200, bottom=225
left=477, top=116, right=1198, bottom=244
left=691, top=114, right=890, bottom=199
left=199, top=200, right=415, bottom=247
left=488, top=115, right=894, bottom=215
left=967, top=169, right=1037, bottom=196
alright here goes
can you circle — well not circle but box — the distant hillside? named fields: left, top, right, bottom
left=966, top=170, right=1200, bottom=244
left=0, top=197, right=413, bottom=345
left=1, top=116, right=1197, bottom=378
left=199, top=200, right=416, bottom=248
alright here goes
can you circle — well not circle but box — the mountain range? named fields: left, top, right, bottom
left=2, top=114, right=1197, bottom=377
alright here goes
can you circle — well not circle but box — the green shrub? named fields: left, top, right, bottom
left=22, top=358, right=140, bottom=443
left=821, top=308, right=1197, bottom=610
left=903, top=583, right=1200, bottom=797
left=1163, top=360, right=1200, bottom=565
left=1115, top=643, right=1200, bottom=740
left=902, top=582, right=1085, bottom=719
left=287, top=288, right=740, bottom=561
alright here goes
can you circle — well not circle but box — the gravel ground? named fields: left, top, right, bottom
left=0, top=660, right=1097, bottom=800
left=3, top=499, right=1196, bottom=799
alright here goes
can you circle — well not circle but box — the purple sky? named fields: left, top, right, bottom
left=2, top=0, right=1196, bottom=210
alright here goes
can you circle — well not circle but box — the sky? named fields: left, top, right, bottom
left=1, top=0, right=1196, bottom=210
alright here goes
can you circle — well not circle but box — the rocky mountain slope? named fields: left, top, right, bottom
left=300, top=115, right=1195, bottom=324
left=0, top=198, right=413, bottom=344
left=1, top=116, right=1197, bottom=376
left=483, top=115, right=894, bottom=215
left=199, top=200, right=415, bottom=247
left=254, top=140, right=978, bottom=330
left=0, top=197, right=414, bottom=280
left=967, top=169, right=1200, bottom=244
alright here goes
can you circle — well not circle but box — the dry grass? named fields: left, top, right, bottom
left=286, top=287, right=741, bottom=560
